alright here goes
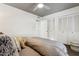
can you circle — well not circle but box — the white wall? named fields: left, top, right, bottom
left=0, top=4, right=38, bottom=36
left=1, top=3, right=79, bottom=44
left=40, top=6, right=79, bottom=44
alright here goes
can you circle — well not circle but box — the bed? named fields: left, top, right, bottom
left=0, top=34, right=68, bottom=56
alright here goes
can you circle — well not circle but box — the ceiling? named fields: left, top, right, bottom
left=5, top=3, right=79, bottom=17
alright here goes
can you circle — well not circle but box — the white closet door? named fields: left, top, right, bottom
left=36, top=21, right=40, bottom=36
left=74, top=15, right=79, bottom=32
left=56, top=16, right=68, bottom=44
left=48, top=18, right=55, bottom=39
left=39, top=20, right=48, bottom=38
left=72, top=14, right=79, bottom=43
left=67, top=15, right=74, bottom=44
left=58, top=17, right=63, bottom=32
left=66, top=14, right=79, bottom=44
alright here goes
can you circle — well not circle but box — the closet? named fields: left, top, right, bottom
left=44, top=13, right=79, bottom=45
left=37, top=6, right=79, bottom=45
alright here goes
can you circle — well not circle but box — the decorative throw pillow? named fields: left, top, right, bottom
left=0, top=34, right=19, bottom=56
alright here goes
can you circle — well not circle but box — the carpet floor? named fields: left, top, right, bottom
left=65, top=45, right=79, bottom=56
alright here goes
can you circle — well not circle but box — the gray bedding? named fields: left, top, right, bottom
left=33, top=37, right=68, bottom=53
left=21, top=37, right=68, bottom=56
